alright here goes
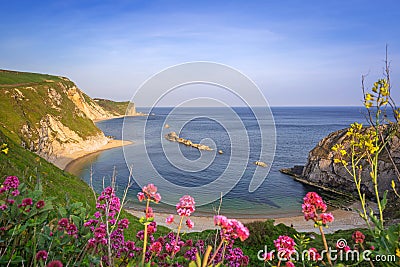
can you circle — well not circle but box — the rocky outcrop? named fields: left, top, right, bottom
left=300, top=127, right=400, bottom=199
left=165, top=131, right=213, bottom=151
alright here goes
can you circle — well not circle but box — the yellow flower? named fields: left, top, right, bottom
left=340, top=149, right=347, bottom=156
left=365, top=93, right=374, bottom=101
left=1, top=148, right=8, bottom=154
left=364, top=101, right=373, bottom=109
left=396, top=247, right=400, bottom=258
left=334, top=158, right=341, bottom=164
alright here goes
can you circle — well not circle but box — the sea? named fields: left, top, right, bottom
left=67, top=106, right=370, bottom=218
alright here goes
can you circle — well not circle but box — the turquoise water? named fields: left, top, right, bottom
left=69, top=107, right=368, bottom=218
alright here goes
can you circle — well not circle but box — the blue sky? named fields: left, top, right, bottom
left=1, top=0, right=400, bottom=106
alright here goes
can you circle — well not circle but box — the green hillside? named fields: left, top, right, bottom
left=0, top=70, right=101, bottom=146
left=94, top=98, right=131, bottom=115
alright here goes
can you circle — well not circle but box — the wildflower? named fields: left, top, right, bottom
left=137, top=192, right=145, bottom=202
left=0, top=204, right=7, bottom=210
left=150, top=241, right=162, bottom=255
left=176, top=195, right=195, bottom=217
left=141, top=183, right=161, bottom=203
left=308, top=248, right=321, bottom=261
left=146, top=206, right=154, bottom=219
left=286, top=262, right=295, bottom=267
left=352, top=230, right=365, bottom=244
left=320, top=213, right=334, bottom=225
left=36, top=250, right=48, bottom=261
left=273, top=235, right=296, bottom=260
left=3, top=176, right=19, bottom=190
left=184, top=247, right=198, bottom=261
left=36, top=200, right=45, bottom=209
left=147, top=221, right=157, bottom=235
left=344, top=246, right=351, bottom=252
left=94, top=211, right=101, bottom=218
left=58, top=218, right=69, bottom=228
left=11, top=190, right=19, bottom=196
left=214, top=215, right=250, bottom=241
left=118, top=218, right=130, bottom=229
left=67, top=223, right=78, bottom=237
left=186, top=218, right=194, bottom=229
left=6, top=199, right=14, bottom=204
left=22, top=198, right=33, bottom=206
left=166, top=215, right=174, bottom=224
left=46, top=260, right=63, bottom=267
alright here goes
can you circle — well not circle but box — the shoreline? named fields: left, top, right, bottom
left=126, top=202, right=367, bottom=234
left=57, top=139, right=133, bottom=171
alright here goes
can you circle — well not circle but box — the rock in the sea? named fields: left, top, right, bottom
left=218, top=150, right=223, bottom=154
left=164, top=124, right=170, bottom=128
left=164, top=131, right=213, bottom=151
left=255, top=161, right=267, bottom=167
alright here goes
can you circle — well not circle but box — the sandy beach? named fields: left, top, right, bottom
left=127, top=202, right=368, bottom=234
left=56, top=139, right=133, bottom=171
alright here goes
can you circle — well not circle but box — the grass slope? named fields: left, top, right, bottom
left=94, top=98, right=131, bottom=116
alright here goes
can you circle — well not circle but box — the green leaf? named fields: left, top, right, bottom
left=381, top=190, right=388, bottom=211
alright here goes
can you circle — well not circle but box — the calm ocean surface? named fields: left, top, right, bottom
left=69, top=107, right=369, bottom=218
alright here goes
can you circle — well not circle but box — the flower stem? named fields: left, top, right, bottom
left=171, top=215, right=184, bottom=260
left=318, top=225, right=332, bottom=266
left=207, top=239, right=224, bottom=266
left=141, top=199, right=150, bottom=266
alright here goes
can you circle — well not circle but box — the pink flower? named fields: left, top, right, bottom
left=263, top=252, right=274, bottom=261
left=3, top=176, right=19, bottom=190
left=67, top=223, right=78, bottom=237
left=141, top=184, right=162, bottom=203
left=302, top=192, right=331, bottom=224
left=273, top=235, right=296, bottom=259
left=176, top=195, right=195, bottom=217
left=320, top=213, right=334, bottom=225
left=344, top=246, right=351, bottom=252
left=46, top=260, right=63, bottom=267
left=58, top=218, right=69, bottom=228
left=308, top=248, right=321, bottom=261
left=352, top=230, right=365, bottom=244
left=166, top=215, right=174, bottom=224
left=186, top=218, right=194, bottom=229
left=22, top=198, right=33, bottom=206
left=0, top=204, right=7, bottom=210
left=370, top=245, right=375, bottom=250
left=150, top=241, right=162, bottom=255
left=118, top=218, right=130, bottom=229
left=6, top=199, right=15, bottom=205
left=137, top=192, right=145, bottom=202
left=11, top=190, right=19, bottom=196
left=146, top=206, right=154, bottom=219
left=36, top=250, right=48, bottom=261
left=36, top=200, right=45, bottom=209
left=213, top=215, right=249, bottom=241
left=285, top=262, right=295, bottom=267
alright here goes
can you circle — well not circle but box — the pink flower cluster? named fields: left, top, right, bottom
left=214, top=215, right=250, bottom=242
left=302, top=192, right=334, bottom=225
left=0, top=176, right=19, bottom=194
left=176, top=195, right=195, bottom=217
left=273, top=235, right=296, bottom=259
left=96, top=187, right=121, bottom=220
left=137, top=183, right=161, bottom=203
left=352, top=230, right=365, bottom=244
left=57, top=218, right=78, bottom=238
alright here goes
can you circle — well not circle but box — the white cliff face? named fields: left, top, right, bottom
left=35, top=114, right=109, bottom=166
left=66, top=86, right=115, bottom=120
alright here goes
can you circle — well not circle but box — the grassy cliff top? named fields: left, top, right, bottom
left=0, top=69, right=65, bottom=86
